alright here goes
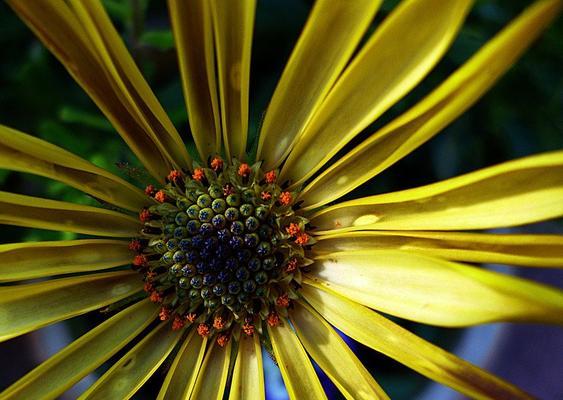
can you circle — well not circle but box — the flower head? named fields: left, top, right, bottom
left=1, top=1, right=562, bottom=400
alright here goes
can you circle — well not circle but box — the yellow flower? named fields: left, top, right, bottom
left=1, top=0, right=562, bottom=399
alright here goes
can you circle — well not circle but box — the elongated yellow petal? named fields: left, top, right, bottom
left=0, top=191, right=140, bottom=237
left=210, top=0, right=255, bottom=161
left=257, top=0, right=381, bottom=169
left=80, top=322, right=183, bottom=400
left=267, top=321, right=327, bottom=400
left=7, top=0, right=185, bottom=180
left=280, top=0, right=473, bottom=186
left=307, top=250, right=563, bottom=327
left=313, top=231, right=563, bottom=267
left=1, top=299, right=157, bottom=400
left=0, top=271, right=141, bottom=342
left=229, top=334, right=264, bottom=400
left=301, top=284, right=533, bottom=400
left=291, top=302, right=388, bottom=400
left=0, top=239, right=132, bottom=282
left=190, top=341, right=232, bottom=400
left=67, top=0, right=191, bottom=171
left=157, top=330, right=206, bottom=400
left=168, top=0, right=221, bottom=160
left=312, top=151, right=563, bottom=233
left=300, top=0, right=563, bottom=209
left=0, top=125, right=148, bottom=212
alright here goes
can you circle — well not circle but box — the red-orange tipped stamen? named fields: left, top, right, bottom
left=192, top=168, right=205, bottom=182
left=285, top=222, right=301, bottom=236
left=197, top=323, right=210, bottom=337
left=242, top=322, right=255, bottom=336
left=295, top=233, right=310, bottom=246
left=285, top=258, right=298, bottom=273
left=159, top=307, right=171, bottom=321
left=210, top=157, right=224, bottom=172
left=154, top=190, right=167, bottom=203
left=279, top=191, right=292, bottom=205
left=276, top=293, right=290, bottom=308
left=213, top=316, right=226, bottom=330
left=264, top=170, right=277, bottom=184
left=217, top=333, right=230, bottom=347
left=139, top=208, right=151, bottom=222
left=261, top=191, right=272, bottom=201
left=167, top=170, right=182, bottom=182
left=144, top=184, right=156, bottom=196
left=238, top=163, right=251, bottom=177
left=172, top=315, right=185, bottom=330
left=129, top=239, right=143, bottom=252
left=267, top=312, right=280, bottom=327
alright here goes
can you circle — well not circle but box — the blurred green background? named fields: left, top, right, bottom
left=0, top=1, right=561, bottom=399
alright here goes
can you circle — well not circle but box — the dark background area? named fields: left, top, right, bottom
left=0, top=0, right=561, bottom=399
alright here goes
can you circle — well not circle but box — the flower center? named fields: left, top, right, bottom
left=130, top=158, right=311, bottom=345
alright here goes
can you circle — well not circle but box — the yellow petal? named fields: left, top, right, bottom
left=190, top=340, right=232, bottom=400
left=168, top=0, right=221, bottom=160
left=0, top=191, right=140, bottom=237
left=0, top=239, right=132, bottom=282
left=257, top=0, right=381, bottom=169
left=290, top=302, right=389, bottom=400
left=0, top=125, right=148, bottom=212
left=267, top=321, right=327, bottom=400
left=2, top=299, right=157, bottom=400
left=301, top=283, right=533, bottom=400
left=67, top=0, right=192, bottom=171
left=210, top=0, right=256, bottom=161
left=157, top=330, right=207, bottom=400
left=300, top=0, right=563, bottom=209
left=79, top=322, right=183, bottom=400
left=7, top=0, right=186, bottom=180
left=280, top=0, right=473, bottom=186
left=307, top=250, right=563, bottom=327
left=313, top=231, right=563, bottom=267
left=229, top=334, right=265, bottom=400
left=312, top=151, right=563, bottom=233
left=0, top=271, right=141, bottom=342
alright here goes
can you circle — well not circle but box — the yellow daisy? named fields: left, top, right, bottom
left=1, top=0, right=562, bottom=399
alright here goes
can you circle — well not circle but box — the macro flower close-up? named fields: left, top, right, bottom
left=0, top=0, right=562, bottom=399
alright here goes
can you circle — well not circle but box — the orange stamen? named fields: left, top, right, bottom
left=172, top=315, right=185, bottom=330
left=276, top=293, right=290, bottom=308
left=261, top=191, right=272, bottom=201
left=267, top=312, right=280, bottom=327
left=242, top=322, right=255, bottom=336
left=143, top=282, right=153, bottom=293
left=264, top=170, right=277, bottom=184
left=167, top=169, right=182, bottom=182
left=238, top=163, right=251, bottom=177
left=149, top=291, right=162, bottom=303
left=279, top=191, right=292, bottom=206
left=133, top=254, right=147, bottom=267
left=285, top=258, right=298, bottom=273
left=217, top=333, right=230, bottom=347
left=192, top=168, right=205, bottom=181
left=186, top=313, right=197, bottom=323
left=210, top=157, right=224, bottom=172
left=139, top=208, right=151, bottom=222
left=159, top=307, right=170, bottom=321
left=197, top=323, right=210, bottom=337
left=128, top=239, right=143, bottom=252
left=144, top=184, right=156, bottom=196
left=285, top=223, right=301, bottom=236
left=213, top=316, right=225, bottom=330
left=154, top=190, right=167, bottom=203
left=295, top=233, right=310, bottom=246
